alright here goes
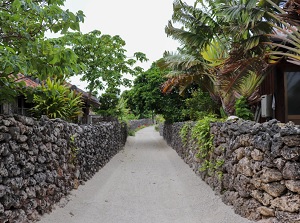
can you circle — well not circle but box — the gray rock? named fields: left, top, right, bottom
left=281, top=146, right=300, bottom=161
left=283, top=162, right=300, bottom=180
left=0, top=133, right=11, bottom=142
left=285, top=180, right=300, bottom=194
left=260, top=168, right=283, bottom=183
left=0, top=185, right=7, bottom=198
left=251, top=190, right=273, bottom=206
left=276, top=211, right=300, bottom=223
left=237, top=157, right=254, bottom=177
left=257, top=206, right=275, bottom=217
left=261, top=182, right=286, bottom=197
left=271, top=194, right=300, bottom=212
left=273, top=158, right=286, bottom=171
left=282, top=135, right=300, bottom=147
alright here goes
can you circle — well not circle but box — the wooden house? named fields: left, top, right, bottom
left=260, top=60, right=300, bottom=124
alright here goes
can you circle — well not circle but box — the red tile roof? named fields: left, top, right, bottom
left=15, top=74, right=40, bottom=88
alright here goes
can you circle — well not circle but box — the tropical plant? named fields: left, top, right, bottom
left=30, top=78, right=83, bottom=121
left=161, top=0, right=296, bottom=116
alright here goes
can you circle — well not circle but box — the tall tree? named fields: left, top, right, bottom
left=124, top=63, right=188, bottom=123
left=161, top=0, right=291, bottom=115
left=62, top=30, right=147, bottom=96
left=0, top=0, right=85, bottom=102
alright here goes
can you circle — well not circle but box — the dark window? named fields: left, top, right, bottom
left=286, top=72, right=300, bottom=115
left=17, top=95, right=34, bottom=116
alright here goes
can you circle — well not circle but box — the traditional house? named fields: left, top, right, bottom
left=0, top=74, right=100, bottom=124
left=260, top=60, right=300, bottom=124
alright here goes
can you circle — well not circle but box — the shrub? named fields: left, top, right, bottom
left=30, top=78, right=83, bottom=122
left=234, top=96, right=254, bottom=120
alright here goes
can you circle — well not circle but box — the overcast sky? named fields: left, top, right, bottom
left=62, top=0, right=195, bottom=90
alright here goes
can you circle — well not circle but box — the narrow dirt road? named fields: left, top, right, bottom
left=39, top=126, right=253, bottom=223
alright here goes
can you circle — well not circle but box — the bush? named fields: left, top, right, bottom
left=29, top=78, right=83, bottom=122
left=234, top=96, right=254, bottom=120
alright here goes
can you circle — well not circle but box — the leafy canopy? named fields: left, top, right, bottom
left=61, top=30, right=148, bottom=96
left=0, top=0, right=85, bottom=102
left=124, top=63, right=189, bottom=123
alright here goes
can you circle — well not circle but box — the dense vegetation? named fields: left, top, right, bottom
left=1, top=0, right=300, bottom=123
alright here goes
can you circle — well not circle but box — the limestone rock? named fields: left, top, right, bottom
left=237, top=157, right=254, bottom=177
left=271, top=194, right=300, bottom=212
left=276, top=211, right=300, bottom=223
left=260, top=168, right=283, bottom=183
left=285, top=180, right=300, bottom=194
left=261, top=182, right=286, bottom=197
left=234, top=174, right=254, bottom=198
left=257, top=206, right=275, bottom=217
left=283, top=162, right=300, bottom=180
left=282, top=135, right=300, bottom=147
left=251, top=149, right=264, bottom=161
left=281, top=146, right=300, bottom=161
left=251, top=190, right=273, bottom=206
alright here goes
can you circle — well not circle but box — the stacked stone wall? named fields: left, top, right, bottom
left=128, top=119, right=153, bottom=132
left=0, top=115, right=127, bottom=222
left=162, top=119, right=300, bottom=223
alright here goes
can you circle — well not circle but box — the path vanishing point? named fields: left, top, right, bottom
left=39, top=126, right=254, bottom=223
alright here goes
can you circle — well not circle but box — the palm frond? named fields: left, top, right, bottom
left=158, top=53, right=205, bottom=71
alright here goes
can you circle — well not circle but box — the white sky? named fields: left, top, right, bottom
left=62, top=0, right=195, bottom=91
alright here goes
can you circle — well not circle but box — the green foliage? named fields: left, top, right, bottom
left=191, top=114, right=219, bottom=159
left=0, top=0, right=85, bottom=102
left=180, top=114, right=225, bottom=177
left=58, top=30, right=148, bottom=118
left=29, top=78, right=83, bottom=121
left=180, top=122, right=192, bottom=146
left=199, top=158, right=224, bottom=179
left=115, top=97, right=138, bottom=122
left=183, top=89, right=219, bottom=121
left=69, top=134, right=79, bottom=164
left=124, top=63, right=188, bottom=123
left=61, top=30, right=148, bottom=97
left=162, top=0, right=293, bottom=115
left=234, top=96, right=254, bottom=120
left=155, top=115, right=165, bottom=124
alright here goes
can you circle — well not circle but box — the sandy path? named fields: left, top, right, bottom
left=39, top=126, right=253, bottom=223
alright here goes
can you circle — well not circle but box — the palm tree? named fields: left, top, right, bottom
left=161, top=0, right=295, bottom=115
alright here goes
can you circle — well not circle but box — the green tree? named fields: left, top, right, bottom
left=183, top=88, right=219, bottom=121
left=161, top=0, right=291, bottom=115
left=0, top=0, right=85, bottom=102
left=62, top=31, right=147, bottom=94
left=124, top=63, right=188, bottom=123
left=59, top=30, right=147, bottom=117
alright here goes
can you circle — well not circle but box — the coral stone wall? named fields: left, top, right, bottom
left=128, top=119, right=153, bottom=132
left=0, top=115, right=127, bottom=223
left=162, top=119, right=300, bottom=223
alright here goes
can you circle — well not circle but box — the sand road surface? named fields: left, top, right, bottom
left=39, top=126, right=253, bottom=223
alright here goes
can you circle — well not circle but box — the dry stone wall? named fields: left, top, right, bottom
left=0, top=115, right=127, bottom=223
left=162, top=119, right=300, bottom=223
left=128, top=119, right=153, bottom=132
